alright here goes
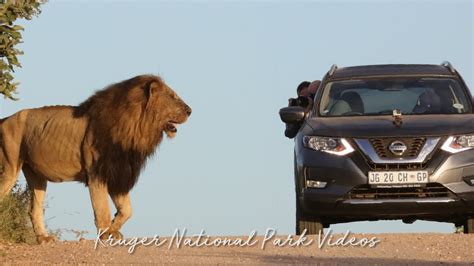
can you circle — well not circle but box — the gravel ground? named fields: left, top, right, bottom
left=0, top=233, right=473, bottom=265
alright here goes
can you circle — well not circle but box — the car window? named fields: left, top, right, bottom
left=318, top=78, right=470, bottom=116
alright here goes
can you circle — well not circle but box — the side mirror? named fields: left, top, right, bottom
left=279, top=106, right=305, bottom=123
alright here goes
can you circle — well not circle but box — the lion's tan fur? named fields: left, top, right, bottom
left=0, top=75, right=191, bottom=243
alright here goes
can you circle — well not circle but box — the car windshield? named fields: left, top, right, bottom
left=318, top=78, right=471, bottom=117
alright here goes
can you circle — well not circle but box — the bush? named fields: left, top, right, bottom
left=0, top=183, right=36, bottom=243
left=0, top=0, right=44, bottom=99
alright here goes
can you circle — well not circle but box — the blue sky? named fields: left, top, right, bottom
left=1, top=0, right=472, bottom=239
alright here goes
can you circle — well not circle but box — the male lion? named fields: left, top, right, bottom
left=0, top=75, right=191, bottom=243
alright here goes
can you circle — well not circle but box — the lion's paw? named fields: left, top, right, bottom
left=100, top=230, right=123, bottom=240
left=37, top=235, right=56, bottom=244
left=110, top=230, right=123, bottom=240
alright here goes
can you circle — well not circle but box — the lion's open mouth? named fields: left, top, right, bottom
left=165, top=121, right=178, bottom=133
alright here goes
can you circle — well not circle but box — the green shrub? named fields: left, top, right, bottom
left=0, top=183, right=36, bottom=243
left=0, top=0, right=44, bottom=99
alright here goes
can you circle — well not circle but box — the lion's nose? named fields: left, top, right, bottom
left=186, top=106, right=192, bottom=116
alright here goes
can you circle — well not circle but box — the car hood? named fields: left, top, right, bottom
left=305, top=114, right=474, bottom=137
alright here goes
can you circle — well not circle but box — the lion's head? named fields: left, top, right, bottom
left=76, top=75, right=191, bottom=194
left=145, top=80, right=192, bottom=139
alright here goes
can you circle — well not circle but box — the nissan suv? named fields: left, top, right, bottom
left=280, top=62, right=474, bottom=234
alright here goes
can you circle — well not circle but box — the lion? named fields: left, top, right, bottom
left=0, top=75, right=191, bottom=243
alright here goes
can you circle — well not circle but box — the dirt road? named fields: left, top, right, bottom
left=1, top=233, right=473, bottom=265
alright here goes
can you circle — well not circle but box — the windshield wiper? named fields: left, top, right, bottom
left=377, top=110, right=395, bottom=115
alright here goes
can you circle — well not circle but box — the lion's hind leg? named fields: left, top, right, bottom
left=0, top=116, right=24, bottom=201
left=0, top=164, right=18, bottom=200
left=22, top=165, right=55, bottom=244
left=0, top=150, right=22, bottom=202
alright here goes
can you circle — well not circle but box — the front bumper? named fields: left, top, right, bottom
left=297, top=145, right=474, bottom=222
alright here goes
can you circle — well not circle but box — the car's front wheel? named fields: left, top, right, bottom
left=295, top=198, right=324, bottom=235
left=294, top=152, right=324, bottom=235
left=464, top=218, right=474, bottom=234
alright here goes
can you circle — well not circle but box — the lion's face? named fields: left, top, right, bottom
left=148, top=81, right=192, bottom=138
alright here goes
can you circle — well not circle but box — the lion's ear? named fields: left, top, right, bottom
left=147, top=81, right=162, bottom=100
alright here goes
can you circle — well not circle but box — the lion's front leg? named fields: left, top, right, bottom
left=109, top=192, right=132, bottom=239
left=88, top=179, right=112, bottom=239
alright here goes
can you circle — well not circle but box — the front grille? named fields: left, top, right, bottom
left=369, top=137, right=426, bottom=158
left=347, top=183, right=451, bottom=200
left=367, top=162, right=427, bottom=171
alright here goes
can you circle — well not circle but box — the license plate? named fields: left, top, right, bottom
left=368, top=171, right=429, bottom=185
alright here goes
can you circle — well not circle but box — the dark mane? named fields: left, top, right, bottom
left=74, top=75, right=167, bottom=194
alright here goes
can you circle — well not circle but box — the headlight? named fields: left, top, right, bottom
left=303, top=136, right=354, bottom=156
left=441, top=135, right=474, bottom=153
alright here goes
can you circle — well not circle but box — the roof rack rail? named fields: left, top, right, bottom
left=328, top=64, right=338, bottom=76
left=441, top=61, right=456, bottom=73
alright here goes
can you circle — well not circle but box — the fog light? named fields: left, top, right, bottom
left=463, top=176, right=474, bottom=186
left=306, top=180, right=327, bottom=188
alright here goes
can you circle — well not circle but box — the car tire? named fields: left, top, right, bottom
left=463, top=218, right=474, bottom=234
left=293, top=152, right=324, bottom=235
left=295, top=197, right=324, bottom=235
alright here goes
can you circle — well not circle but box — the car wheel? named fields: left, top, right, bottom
left=293, top=152, right=324, bottom=235
left=295, top=197, right=323, bottom=235
left=463, top=218, right=474, bottom=234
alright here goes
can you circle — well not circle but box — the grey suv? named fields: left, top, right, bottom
left=280, top=62, right=474, bottom=234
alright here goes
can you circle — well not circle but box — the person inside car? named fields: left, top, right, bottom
left=284, top=81, right=310, bottom=138
left=284, top=80, right=321, bottom=138
left=412, top=88, right=442, bottom=114
left=307, top=80, right=321, bottom=100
